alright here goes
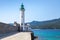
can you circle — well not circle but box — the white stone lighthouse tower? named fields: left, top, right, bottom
left=20, top=3, right=25, bottom=31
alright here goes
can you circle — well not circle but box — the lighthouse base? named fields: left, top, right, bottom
left=20, top=27, right=30, bottom=32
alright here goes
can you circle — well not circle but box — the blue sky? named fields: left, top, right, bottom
left=0, top=0, right=60, bottom=23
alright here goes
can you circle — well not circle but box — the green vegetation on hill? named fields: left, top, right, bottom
left=29, top=18, right=60, bottom=29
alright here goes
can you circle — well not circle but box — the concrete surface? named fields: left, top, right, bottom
left=1, top=32, right=31, bottom=40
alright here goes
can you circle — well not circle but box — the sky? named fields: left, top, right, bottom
left=0, top=0, right=60, bottom=23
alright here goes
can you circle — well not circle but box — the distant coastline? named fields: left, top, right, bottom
left=29, top=18, right=60, bottom=29
left=27, top=28, right=59, bottom=31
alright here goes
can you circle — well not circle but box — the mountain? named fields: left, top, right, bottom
left=29, top=18, right=60, bottom=29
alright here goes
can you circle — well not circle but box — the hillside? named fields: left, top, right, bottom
left=29, top=18, right=60, bottom=29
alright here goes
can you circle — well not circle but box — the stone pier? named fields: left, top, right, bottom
left=1, top=32, right=32, bottom=40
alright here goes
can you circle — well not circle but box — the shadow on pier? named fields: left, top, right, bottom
left=0, top=31, right=19, bottom=39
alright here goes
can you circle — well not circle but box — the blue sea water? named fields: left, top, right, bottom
left=32, top=29, right=60, bottom=40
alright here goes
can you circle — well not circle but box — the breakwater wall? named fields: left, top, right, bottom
left=0, top=22, right=18, bottom=34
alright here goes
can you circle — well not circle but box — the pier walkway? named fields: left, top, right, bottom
left=1, top=32, right=31, bottom=40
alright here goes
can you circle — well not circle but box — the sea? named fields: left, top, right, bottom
left=32, top=29, right=60, bottom=40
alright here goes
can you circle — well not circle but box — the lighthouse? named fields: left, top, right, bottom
left=20, top=3, right=25, bottom=31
